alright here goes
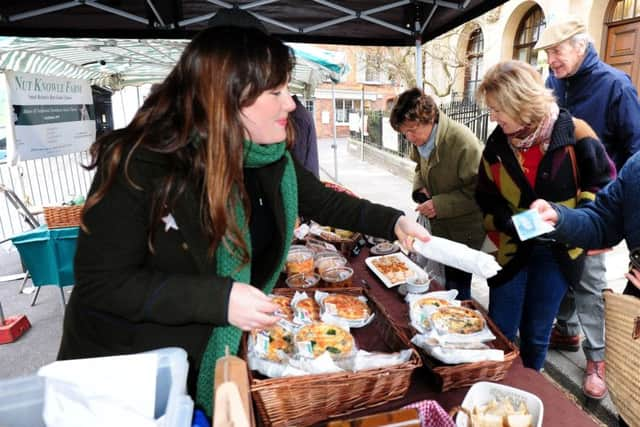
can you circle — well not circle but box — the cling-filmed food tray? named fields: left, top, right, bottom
left=410, top=300, right=519, bottom=392
left=241, top=287, right=422, bottom=426
left=365, top=252, right=423, bottom=288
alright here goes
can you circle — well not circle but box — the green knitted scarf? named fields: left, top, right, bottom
left=195, top=140, right=298, bottom=416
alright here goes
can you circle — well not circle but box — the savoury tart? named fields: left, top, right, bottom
left=271, top=295, right=294, bottom=321
left=295, top=322, right=354, bottom=358
left=323, top=294, right=370, bottom=320
left=251, top=325, right=294, bottom=361
left=296, top=297, right=321, bottom=321
left=431, top=306, right=485, bottom=335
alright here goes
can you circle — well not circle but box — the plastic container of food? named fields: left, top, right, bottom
left=314, top=250, right=341, bottom=261
left=315, top=255, right=347, bottom=275
left=286, top=248, right=315, bottom=276
left=285, top=272, right=321, bottom=289
left=405, top=273, right=430, bottom=294
left=321, top=266, right=354, bottom=288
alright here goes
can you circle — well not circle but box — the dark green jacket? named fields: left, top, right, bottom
left=411, top=111, right=485, bottom=250
left=58, top=147, right=402, bottom=395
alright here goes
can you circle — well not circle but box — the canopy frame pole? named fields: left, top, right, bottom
left=360, top=84, right=365, bottom=161
left=415, top=21, right=423, bottom=90
left=331, top=81, right=338, bottom=182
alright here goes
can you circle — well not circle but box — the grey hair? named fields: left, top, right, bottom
left=568, top=33, right=593, bottom=55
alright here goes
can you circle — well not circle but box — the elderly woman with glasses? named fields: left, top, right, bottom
left=390, top=88, right=486, bottom=300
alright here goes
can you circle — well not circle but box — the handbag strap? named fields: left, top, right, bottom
left=566, top=144, right=580, bottom=199
left=634, top=317, right=640, bottom=340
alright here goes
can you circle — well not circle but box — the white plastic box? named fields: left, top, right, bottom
left=0, top=347, right=194, bottom=427
left=455, top=381, right=544, bottom=427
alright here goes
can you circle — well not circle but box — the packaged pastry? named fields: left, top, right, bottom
left=271, top=295, right=293, bottom=321
left=294, top=297, right=321, bottom=322
left=431, top=306, right=485, bottom=335
left=414, top=297, right=451, bottom=310
left=322, top=293, right=370, bottom=320
left=251, top=325, right=294, bottom=361
left=295, top=322, right=355, bottom=358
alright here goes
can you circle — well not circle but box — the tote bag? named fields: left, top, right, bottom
left=604, top=290, right=640, bottom=426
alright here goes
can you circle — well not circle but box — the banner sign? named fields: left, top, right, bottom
left=3, top=71, right=95, bottom=164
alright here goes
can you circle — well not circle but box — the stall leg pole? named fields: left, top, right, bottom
left=59, top=287, right=66, bottom=306
left=17, top=272, right=30, bottom=294
left=30, top=287, right=41, bottom=306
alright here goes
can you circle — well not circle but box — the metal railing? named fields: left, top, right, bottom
left=0, top=152, right=94, bottom=242
left=440, top=96, right=489, bottom=142
left=350, top=99, right=489, bottom=161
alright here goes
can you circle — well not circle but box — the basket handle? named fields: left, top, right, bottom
left=634, top=317, right=640, bottom=340
left=448, top=405, right=471, bottom=421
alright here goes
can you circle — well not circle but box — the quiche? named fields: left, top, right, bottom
left=271, top=295, right=293, bottom=321
left=251, top=325, right=293, bottom=361
left=415, top=297, right=451, bottom=309
left=295, top=322, right=354, bottom=358
left=431, top=306, right=485, bottom=334
left=295, top=297, right=320, bottom=321
left=323, top=294, right=370, bottom=320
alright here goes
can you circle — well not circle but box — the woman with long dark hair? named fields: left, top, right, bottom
left=57, top=26, right=429, bottom=415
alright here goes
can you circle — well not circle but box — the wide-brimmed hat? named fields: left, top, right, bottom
left=534, top=18, right=586, bottom=50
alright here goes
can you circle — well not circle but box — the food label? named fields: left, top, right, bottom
left=294, top=309, right=311, bottom=323
left=255, top=331, right=270, bottom=356
left=325, top=302, right=338, bottom=315
left=297, top=341, right=314, bottom=358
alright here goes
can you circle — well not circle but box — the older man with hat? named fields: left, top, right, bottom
left=535, top=17, right=640, bottom=400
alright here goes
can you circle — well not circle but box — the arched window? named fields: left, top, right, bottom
left=513, top=6, right=546, bottom=68
left=607, top=0, right=640, bottom=22
left=464, top=28, right=484, bottom=100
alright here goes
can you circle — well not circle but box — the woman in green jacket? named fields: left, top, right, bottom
left=390, top=89, right=485, bottom=299
left=57, top=26, right=430, bottom=416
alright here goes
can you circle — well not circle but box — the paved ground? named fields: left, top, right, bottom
left=0, top=137, right=628, bottom=425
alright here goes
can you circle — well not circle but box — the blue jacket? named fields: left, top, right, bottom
left=553, top=151, right=640, bottom=252
left=289, top=95, right=319, bottom=178
left=546, top=44, right=640, bottom=171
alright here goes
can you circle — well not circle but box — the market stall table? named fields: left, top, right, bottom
left=311, top=247, right=600, bottom=427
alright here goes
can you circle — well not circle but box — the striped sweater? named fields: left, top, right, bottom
left=475, top=109, right=615, bottom=287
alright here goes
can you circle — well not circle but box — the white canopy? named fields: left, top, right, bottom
left=0, top=36, right=348, bottom=91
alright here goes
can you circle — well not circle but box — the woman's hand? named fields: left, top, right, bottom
left=625, top=268, right=640, bottom=291
left=227, top=282, right=280, bottom=331
left=415, top=200, right=437, bottom=218
left=394, top=215, right=431, bottom=252
left=530, top=199, right=559, bottom=226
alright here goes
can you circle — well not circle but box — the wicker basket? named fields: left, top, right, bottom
left=604, top=291, right=640, bottom=427
left=411, top=300, right=519, bottom=392
left=242, top=287, right=422, bottom=426
left=43, top=205, right=84, bottom=229
left=309, top=231, right=363, bottom=258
